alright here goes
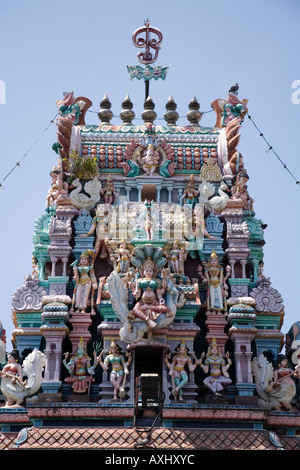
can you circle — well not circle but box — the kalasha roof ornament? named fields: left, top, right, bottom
left=127, top=19, right=169, bottom=99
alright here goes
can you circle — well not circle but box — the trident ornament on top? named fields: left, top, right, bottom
left=127, top=20, right=169, bottom=100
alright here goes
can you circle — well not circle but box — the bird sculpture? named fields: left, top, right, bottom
left=69, top=177, right=101, bottom=210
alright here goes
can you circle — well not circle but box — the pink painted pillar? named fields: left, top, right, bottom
left=68, top=311, right=92, bottom=354
left=205, top=312, right=228, bottom=355
left=43, top=331, right=68, bottom=381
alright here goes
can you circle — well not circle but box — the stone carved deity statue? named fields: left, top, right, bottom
left=129, top=258, right=171, bottom=329
left=182, top=175, right=199, bottom=207
left=164, top=240, right=187, bottom=276
left=46, top=167, right=70, bottom=209
left=137, top=144, right=160, bottom=175
left=70, top=249, right=97, bottom=314
left=114, top=240, right=133, bottom=274
left=164, top=341, right=199, bottom=401
left=97, top=341, right=132, bottom=402
left=265, top=354, right=297, bottom=411
left=80, top=204, right=111, bottom=260
left=198, top=250, right=230, bottom=314
left=231, top=171, right=254, bottom=210
left=252, top=353, right=297, bottom=411
left=100, top=175, right=118, bottom=204
left=198, top=338, right=232, bottom=396
left=0, top=349, right=46, bottom=407
left=63, top=338, right=98, bottom=394
left=107, top=244, right=185, bottom=343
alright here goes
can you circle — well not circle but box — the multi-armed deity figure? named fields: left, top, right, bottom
left=71, top=249, right=97, bottom=314
left=107, top=244, right=185, bottom=343
left=129, top=257, right=171, bottom=329
left=164, top=341, right=199, bottom=401
left=198, top=250, right=231, bottom=314
left=63, top=337, right=98, bottom=394
left=198, top=337, right=232, bottom=396
left=97, top=341, right=132, bottom=401
left=137, top=143, right=160, bottom=175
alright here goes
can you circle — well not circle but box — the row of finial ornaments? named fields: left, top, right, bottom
left=98, top=94, right=202, bottom=125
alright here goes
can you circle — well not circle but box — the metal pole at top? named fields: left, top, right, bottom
left=129, top=20, right=167, bottom=101
left=145, top=81, right=150, bottom=101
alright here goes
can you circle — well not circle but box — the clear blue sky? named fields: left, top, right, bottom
left=0, top=0, right=299, bottom=346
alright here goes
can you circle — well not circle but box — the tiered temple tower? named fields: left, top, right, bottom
left=1, top=22, right=299, bottom=451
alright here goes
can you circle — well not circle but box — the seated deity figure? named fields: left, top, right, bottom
left=0, top=350, right=27, bottom=406
left=46, top=167, right=70, bottom=209
left=198, top=337, right=232, bottom=396
left=266, top=354, right=297, bottom=411
left=128, top=258, right=171, bottom=329
left=97, top=341, right=132, bottom=401
left=63, top=338, right=98, bottom=394
left=0, top=349, right=46, bottom=407
left=164, top=341, right=199, bottom=401
left=71, top=249, right=97, bottom=314
left=137, top=144, right=160, bottom=175
left=198, top=250, right=231, bottom=314
left=231, top=171, right=254, bottom=210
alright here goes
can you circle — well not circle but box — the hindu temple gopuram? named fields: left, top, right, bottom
left=1, top=21, right=300, bottom=452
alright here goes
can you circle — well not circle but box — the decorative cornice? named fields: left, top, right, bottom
left=163, top=407, right=265, bottom=421
left=27, top=406, right=134, bottom=420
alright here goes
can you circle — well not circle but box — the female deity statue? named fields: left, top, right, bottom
left=165, top=240, right=187, bottom=275
left=97, top=341, right=132, bottom=401
left=0, top=350, right=26, bottom=406
left=198, top=338, right=232, bottom=396
left=63, top=338, right=98, bottom=394
left=266, top=354, right=297, bottom=411
left=138, top=144, right=160, bottom=175
left=115, top=240, right=132, bottom=274
left=182, top=175, right=199, bottom=207
left=198, top=250, right=231, bottom=314
left=0, top=349, right=45, bottom=407
left=129, top=258, right=171, bottom=329
left=45, top=166, right=73, bottom=210
left=107, top=243, right=182, bottom=343
left=231, top=171, right=254, bottom=210
left=71, top=249, right=97, bottom=314
left=165, top=341, right=199, bottom=401
left=100, top=175, right=118, bottom=205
